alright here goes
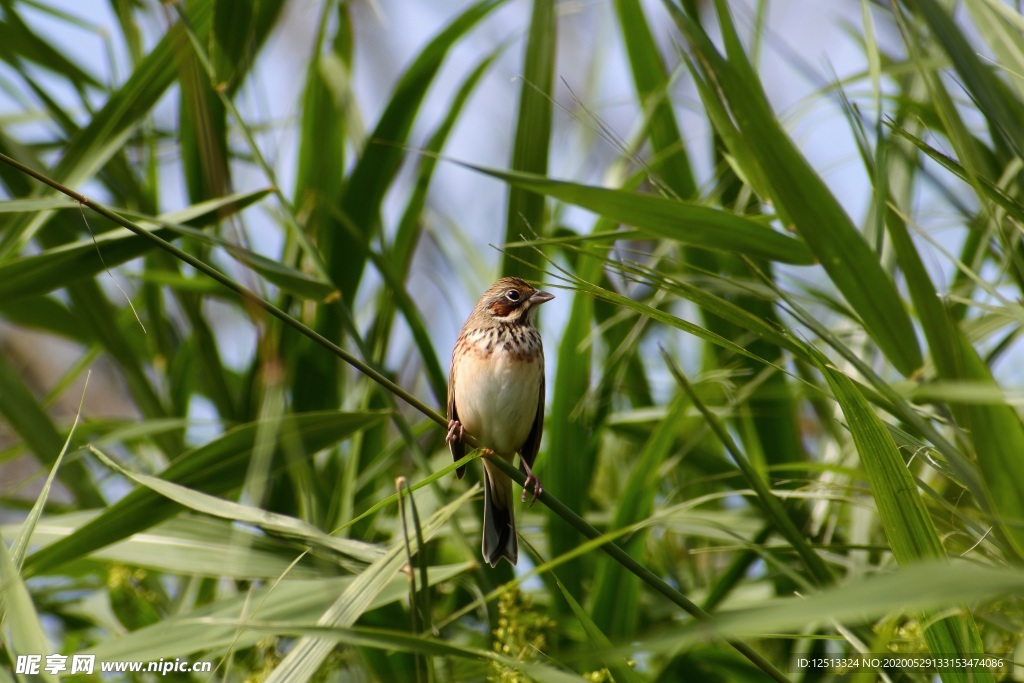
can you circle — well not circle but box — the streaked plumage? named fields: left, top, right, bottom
left=446, top=277, right=553, bottom=566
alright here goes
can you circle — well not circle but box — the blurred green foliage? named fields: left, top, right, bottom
left=1, top=1, right=1023, bottom=681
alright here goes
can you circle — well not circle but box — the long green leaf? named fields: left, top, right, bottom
left=590, top=396, right=688, bottom=637
left=0, top=0, right=214, bottom=257
left=91, top=446, right=384, bottom=564
left=614, top=0, right=696, bottom=198
left=6, top=512, right=329, bottom=579
left=464, top=163, right=814, bottom=264
left=502, top=0, right=556, bottom=278
left=879, top=132, right=1024, bottom=559
left=814, top=352, right=991, bottom=683
left=23, top=411, right=387, bottom=576
left=0, top=188, right=271, bottom=304
left=264, top=488, right=476, bottom=683
left=0, top=355, right=103, bottom=506
left=330, top=0, right=502, bottom=299
left=908, top=0, right=1024, bottom=159
left=88, top=565, right=471, bottom=661
left=672, top=1, right=923, bottom=375
left=0, top=534, right=58, bottom=683
left=620, top=561, right=1019, bottom=668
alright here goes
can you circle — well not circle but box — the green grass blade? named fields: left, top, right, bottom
left=502, top=0, right=556, bottom=279
left=813, top=352, right=991, bottom=682
left=392, top=51, right=498, bottom=277
left=0, top=0, right=214, bottom=257
left=484, top=454, right=789, bottom=681
left=623, top=561, right=1017, bottom=666
left=0, top=355, right=103, bottom=507
left=590, top=396, right=688, bottom=637
left=909, top=0, right=1024, bottom=159
left=10, top=374, right=89, bottom=567
left=178, top=50, right=229, bottom=203
left=331, top=0, right=502, bottom=298
left=554, top=577, right=643, bottom=683
left=557, top=269, right=775, bottom=366
left=879, top=134, right=1024, bottom=558
left=614, top=0, right=696, bottom=198
left=211, top=1, right=285, bottom=95
left=23, top=411, right=387, bottom=576
left=367, top=51, right=501, bottom=403
left=9, top=512, right=338, bottom=579
left=88, top=565, right=471, bottom=661
left=89, top=446, right=385, bottom=564
left=671, top=0, right=923, bottom=375
left=264, top=488, right=476, bottom=683
left=0, top=198, right=79, bottom=213
left=464, top=163, right=814, bottom=264
left=292, top=3, right=349, bottom=288
left=0, top=297, right=90, bottom=344
left=543, top=239, right=606, bottom=599
left=0, top=534, right=58, bottom=683
left=0, top=188, right=271, bottom=304
left=663, top=351, right=833, bottom=587
left=0, top=5, right=101, bottom=89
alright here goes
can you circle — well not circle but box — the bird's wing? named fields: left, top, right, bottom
left=447, top=355, right=466, bottom=479
left=519, top=370, right=545, bottom=472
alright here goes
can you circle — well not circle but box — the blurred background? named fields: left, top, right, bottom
left=1, top=0, right=1023, bottom=681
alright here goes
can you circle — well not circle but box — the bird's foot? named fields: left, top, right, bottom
left=446, top=419, right=464, bottom=444
left=520, top=459, right=543, bottom=506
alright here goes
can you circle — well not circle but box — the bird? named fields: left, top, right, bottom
left=446, top=276, right=553, bottom=567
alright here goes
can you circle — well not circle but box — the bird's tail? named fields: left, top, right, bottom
left=481, top=460, right=518, bottom=566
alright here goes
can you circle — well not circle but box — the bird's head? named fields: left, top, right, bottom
left=474, top=276, right=554, bottom=324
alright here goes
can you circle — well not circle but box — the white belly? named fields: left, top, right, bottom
left=455, top=350, right=541, bottom=457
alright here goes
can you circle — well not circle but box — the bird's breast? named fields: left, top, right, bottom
left=453, top=326, right=542, bottom=457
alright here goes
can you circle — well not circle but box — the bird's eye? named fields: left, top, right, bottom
left=505, top=289, right=521, bottom=302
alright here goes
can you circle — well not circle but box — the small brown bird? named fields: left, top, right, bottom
left=446, top=276, right=553, bottom=566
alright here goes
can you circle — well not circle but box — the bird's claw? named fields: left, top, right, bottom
left=521, top=473, right=542, bottom=506
left=446, top=419, right=464, bottom=444
left=520, top=460, right=542, bottom=506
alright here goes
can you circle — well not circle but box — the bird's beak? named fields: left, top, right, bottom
left=529, top=290, right=554, bottom=305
